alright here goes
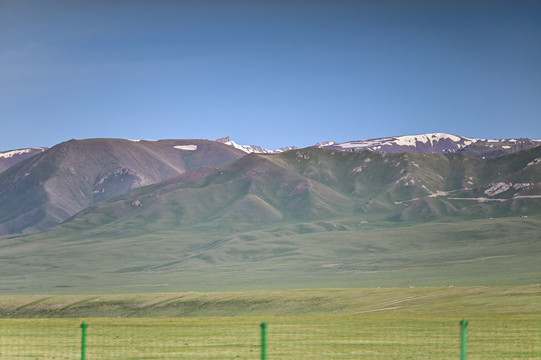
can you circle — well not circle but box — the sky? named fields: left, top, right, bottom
left=1, top=0, right=540, bottom=151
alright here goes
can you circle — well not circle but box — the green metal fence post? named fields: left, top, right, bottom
left=261, top=322, right=268, bottom=360
left=460, top=319, right=468, bottom=360
left=81, top=322, right=88, bottom=360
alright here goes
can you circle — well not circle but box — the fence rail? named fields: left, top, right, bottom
left=1, top=317, right=539, bottom=359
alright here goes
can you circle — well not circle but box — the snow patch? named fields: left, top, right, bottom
left=315, top=141, right=337, bottom=147
left=174, top=145, right=197, bottom=151
left=228, top=140, right=270, bottom=154
left=0, top=148, right=46, bottom=159
left=216, top=136, right=295, bottom=154
left=393, top=135, right=425, bottom=146
left=393, top=133, right=469, bottom=146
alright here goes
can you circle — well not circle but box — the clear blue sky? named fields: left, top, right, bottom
left=1, top=0, right=540, bottom=151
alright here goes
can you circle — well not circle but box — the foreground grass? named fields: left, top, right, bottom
left=1, top=287, right=540, bottom=359
left=1, top=315, right=540, bottom=359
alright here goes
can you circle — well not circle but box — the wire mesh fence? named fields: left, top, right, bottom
left=0, top=316, right=539, bottom=359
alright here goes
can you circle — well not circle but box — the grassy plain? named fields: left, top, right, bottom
left=1, top=287, right=540, bottom=359
left=1, top=286, right=540, bottom=318
left=2, top=216, right=540, bottom=294
left=2, top=316, right=540, bottom=359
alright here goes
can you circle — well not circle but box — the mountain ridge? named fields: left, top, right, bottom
left=62, top=145, right=541, bottom=236
left=2, top=133, right=540, bottom=174
left=1, top=133, right=540, bottom=235
left=318, top=133, right=541, bottom=159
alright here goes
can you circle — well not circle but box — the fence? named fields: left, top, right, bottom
left=1, top=316, right=539, bottom=359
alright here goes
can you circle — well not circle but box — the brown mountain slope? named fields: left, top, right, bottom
left=0, top=138, right=245, bottom=234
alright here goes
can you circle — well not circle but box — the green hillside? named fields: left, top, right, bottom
left=60, top=146, right=541, bottom=231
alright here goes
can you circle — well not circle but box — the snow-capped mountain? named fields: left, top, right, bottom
left=317, top=133, right=541, bottom=159
left=320, top=133, right=476, bottom=153
left=216, top=137, right=297, bottom=154
left=1, top=133, right=541, bottom=236
left=217, top=133, right=541, bottom=159
left=2, top=133, right=540, bottom=177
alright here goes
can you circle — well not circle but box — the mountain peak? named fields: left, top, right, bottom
left=216, top=137, right=297, bottom=154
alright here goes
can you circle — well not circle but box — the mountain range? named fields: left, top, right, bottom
left=1, top=133, right=540, bottom=236
left=3, top=133, right=540, bottom=173
left=318, top=133, right=541, bottom=159
left=66, top=144, right=541, bottom=232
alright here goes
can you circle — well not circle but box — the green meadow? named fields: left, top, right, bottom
left=1, top=286, right=540, bottom=359
left=2, top=216, right=541, bottom=294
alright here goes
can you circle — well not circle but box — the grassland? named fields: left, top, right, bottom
left=1, top=287, right=540, bottom=359
left=1, top=286, right=540, bottom=318
left=2, top=216, right=540, bottom=294
left=2, top=315, right=540, bottom=359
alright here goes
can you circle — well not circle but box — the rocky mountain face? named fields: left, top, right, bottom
left=0, top=138, right=245, bottom=235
